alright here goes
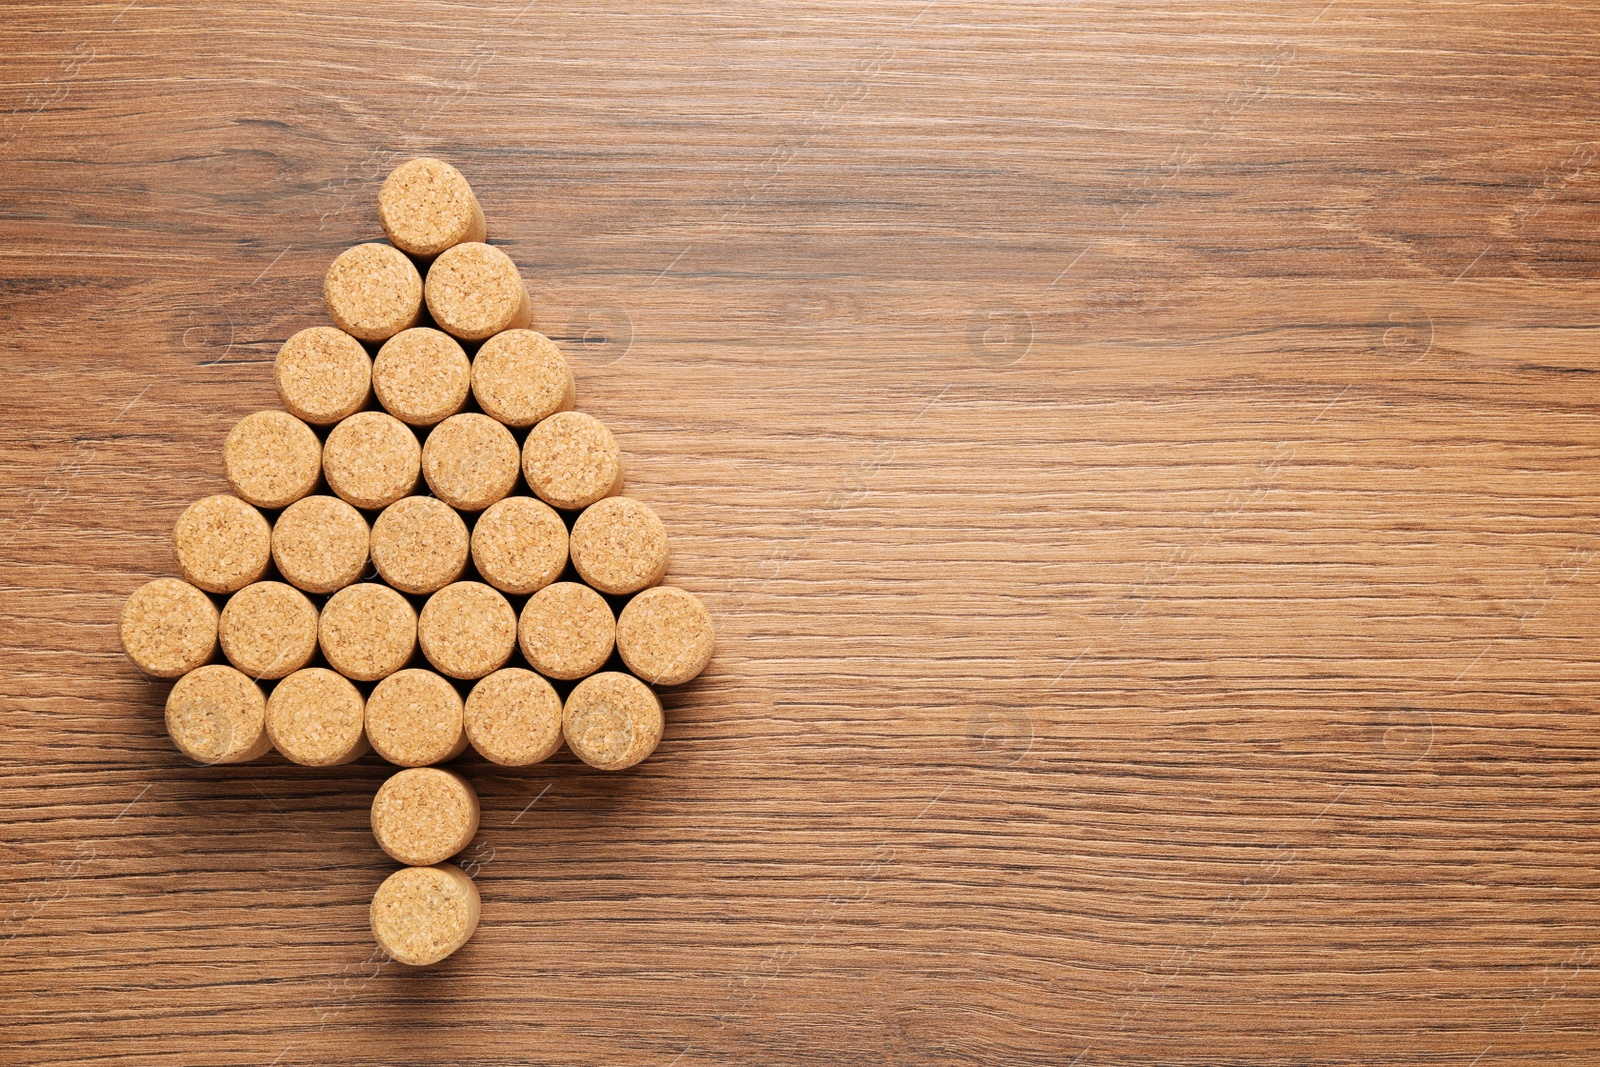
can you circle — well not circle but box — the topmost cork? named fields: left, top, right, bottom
left=378, top=158, right=486, bottom=259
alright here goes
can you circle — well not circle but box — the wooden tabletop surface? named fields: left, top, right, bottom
left=4, top=2, right=1599, bottom=1064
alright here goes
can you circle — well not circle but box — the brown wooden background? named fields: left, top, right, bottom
left=4, top=2, right=1599, bottom=1064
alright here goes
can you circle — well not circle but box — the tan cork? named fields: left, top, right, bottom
left=463, top=667, right=563, bottom=766
left=324, top=243, right=423, bottom=343
left=166, top=664, right=272, bottom=765
left=265, top=667, right=368, bottom=767
left=418, top=581, right=517, bottom=680
left=517, top=581, right=614, bottom=681
left=378, top=158, right=486, bottom=259
left=370, top=767, right=480, bottom=866
left=423, top=242, right=531, bottom=342
left=421, top=413, right=519, bottom=512
left=471, top=329, right=575, bottom=428
left=370, top=496, right=469, bottom=595
left=563, top=671, right=663, bottom=771
left=522, top=411, right=624, bottom=512
left=366, top=668, right=468, bottom=767
left=616, top=586, right=715, bottom=686
left=173, top=494, right=271, bottom=595
left=120, top=578, right=219, bottom=679
left=322, top=410, right=422, bottom=511
left=319, top=583, right=417, bottom=682
left=470, top=496, right=567, bottom=596
left=569, top=496, right=669, bottom=595
left=370, top=863, right=480, bottom=967
left=274, top=326, right=372, bottom=426
left=373, top=327, right=471, bottom=427
left=222, top=410, right=321, bottom=510
left=271, top=495, right=370, bottom=595
left=218, top=580, right=319, bottom=680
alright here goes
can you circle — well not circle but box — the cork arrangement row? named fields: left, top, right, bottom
left=119, top=158, right=714, bottom=966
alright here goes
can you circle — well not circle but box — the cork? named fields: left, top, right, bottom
left=370, top=863, right=480, bottom=967
left=522, top=411, right=624, bottom=512
left=373, top=328, right=471, bottom=427
left=120, top=578, right=219, bottom=679
left=370, top=767, right=480, bottom=866
left=173, top=494, right=271, bottom=595
left=616, top=586, right=715, bottom=686
left=378, top=158, right=486, bottom=259
left=418, top=581, right=517, bottom=680
left=324, top=242, right=424, bottom=343
left=471, top=496, right=567, bottom=596
left=421, top=413, right=519, bottom=512
left=562, top=671, right=663, bottom=771
left=218, top=580, right=319, bottom=680
left=166, top=664, right=272, bottom=765
left=322, top=411, right=422, bottom=511
left=569, top=496, right=669, bottom=595
left=463, top=667, right=563, bottom=766
left=265, top=667, right=368, bottom=767
left=370, top=496, right=469, bottom=595
left=271, top=495, right=370, bottom=595
left=319, top=583, right=418, bottom=682
left=274, top=326, right=372, bottom=426
left=366, top=668, right=469, bottom=767
left=423, top=242, right=531, bottom=342
left=223, top=410, right=321, bottom=510
left=517, top=581, right=614, bottom=682
left=471, top=329, right=575, bottom=428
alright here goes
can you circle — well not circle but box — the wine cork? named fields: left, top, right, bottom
left=418, top=581, right=517, bottom=680
left=470, top=496, right=567, bottom=595
left=172, top=494, right=271, bottom=595
left=265, top=667, right=368, bottom=767
left=370, top=863, right=480, bottom=967
left=569, top=496, right=669, bottom=595
left=562, top=671, right=663, bottom=771
left=218, top=580, right=319, bottom=680
left=366, top=668, right=468, bottom=767
left=616, top=586, right=715, bottom=686
left=322, top=411, right=422, bottom=511
left=423, top=242, right=531, bottom=342
left=373, top=328, right=471, bottom=427
left=272, top=495, right=370, bottom=595
left=522, top=411, right=623, bottom=512
left=421, top=413, right=519, bottom=512
left=166, top=664, right=271, bottom=765
left=378, top=158, right=486, bottom=259
left=319, top=583, right=417, bottom=682
left=471, top=329, right=575, bottom=427
left=370, top=496, right=469, bottom=595
left=370, top=767, right=480, bottom=866
left=517, top=581, right=614, bottom=682
left=463, top=667, right=563, bottom=766
left=324, top=242, right=423, bottom=343
left=274, top=326, right=372, bottom=426
left=120, top=578, right=219, bottom=679
left=222, top=410, right=321, bottom=509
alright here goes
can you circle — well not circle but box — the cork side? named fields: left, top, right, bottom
left=562, top=671, right=663, bottom=771
left=417, top=581, right=517, bottom=680
left=522, top=411, right=624, bottom=511
left=370, top=863, right=481, bottom=967
left=370, top=767, right=480, bottom=866
left=271, top=495, right=371, bottom=595
left=463, top=668, right=563, bottom=766
left=121, top=578, right=219, bottom=679
left=470, top=496, right=567, bottom=595
left=371, top=495, right=470, bottom=595
left=222, top=410, right=321, bottom=509
left=218, top=580, right=320, bottom=680
left=373, top=328, right=471, bottom=427
left=274, top=326, right=372, bottom=425
left=319, top=583, right=418, bottom=682
left=322, top=410, right=422, bottom=511
left=366, top=668, right=468, bottom=767
left=173, top=493, right=272, bottom=595
left=616, top=586, right=715, bottom=686
left=517, top=581, right=615, bottom=681
left=471, top=329, right=575, bottom=427
left=420, top=413, right=519, bottom=512
left=266, top=667, right=368, bottom=767
left=569, top=496, right=670, bottom=595
left=422, top=242, right=531, bottom=342
left=378, top=158, right=485, bottom=258
left=324, top=242, right=424, bottom=343
left=166, top=664, right=271, bottom=765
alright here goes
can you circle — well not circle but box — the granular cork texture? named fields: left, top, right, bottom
left=563, top=671, right=663, bottom=771
left=166, top=664, right=272, bottom=765
left=569, top=496, right=670, bottom=595
left=366, top=668, right=468, bottom=767
left=378, top=157, right=485, bottom=258
left=616, top=586, right=715, bottom=686
left=223, top=410, right=321, bottom=509
left=322, top=410, right=422, bottom=510
left=173, top=494, right=272, bottom=595
left=423, top=242, right=531, bottom=342
left=471, top=329, right=575, bottom=427
left=218, top=580, right=319, bottom=680
left=421, top=413, right=519, bottom=512
left=373, top=327, right=471, bottom=427
left=266, top=667, right=367, bottom=767
left=120, top=578, right=219, bottom=679
left=324, top=242, right=424, bottom=342
left=471, top=496, right=567, bottom=595
left=522, top=411, right=623, bottom=511
left=370, top=496, right=469, bottom=595
left=370, top=767, right=480, bottom=866
left=272, top=495, right=370, bottom=595
left=320, top=583, right=418, bottom=682
left=518, top=581, right=615, bottom=681
left=418, top=581, right=517, bottom=680
left=463, top=668, right=563, bottom=766
left=274, top=326, right=372, bottom=425
left=370, top=863, right=481, bottom=967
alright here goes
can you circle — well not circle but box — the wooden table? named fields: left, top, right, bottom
left=4, top=3, right=1598, bottom=1063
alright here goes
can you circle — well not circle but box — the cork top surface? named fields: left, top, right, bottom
left=522, top=411, right=623, bottom=511
left=324, top=242, right=423, bottom=342
left=562, top=671, right=664, bottom=771
left=265, top=667, right=367, bottom=767
left=274, top=326, right=372, bottom=425
left=616, top=585, right=715, bottom=686
left=378, top=158, right=483, bottom=258
left=370, top=767, right=480, bottom=866
left=471, top=495, right=568, bottom=596
left=271, top=495, right=371, bottom=595
left=120, top=578, right=219, bottom=679
left=569, top=496, right=670, bottom=595
left=370, top=863, right=481, bottom=967
left=370, top=495, right=470, bottom=595
left=322, top=410, right=422, bottom=510
left=166, top=664, right=270, bottom=765
left=319, top=582, right=418, bottom=682
left=423, top=242, right=529, bottom=342
left=366, top=668, right=466, bottom=767
left=173, top=493, right=272, bottom=595
left=222, top=410, right=321, bottom=510
left=517, top=581, right=615, bottom=681
left=218, top=580, right=320, bottom=680
left=421, top=413, right=519, bottom=512
left=418, top=581, right=517, bottom=680
left=373, top=327, right=472, bottom=427
left=463, top=667, right=563, bottom=766
left=471, top=329, right=575, bottom=427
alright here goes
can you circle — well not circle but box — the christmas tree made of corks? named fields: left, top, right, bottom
left=118, top=158, right=714, bottom=967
